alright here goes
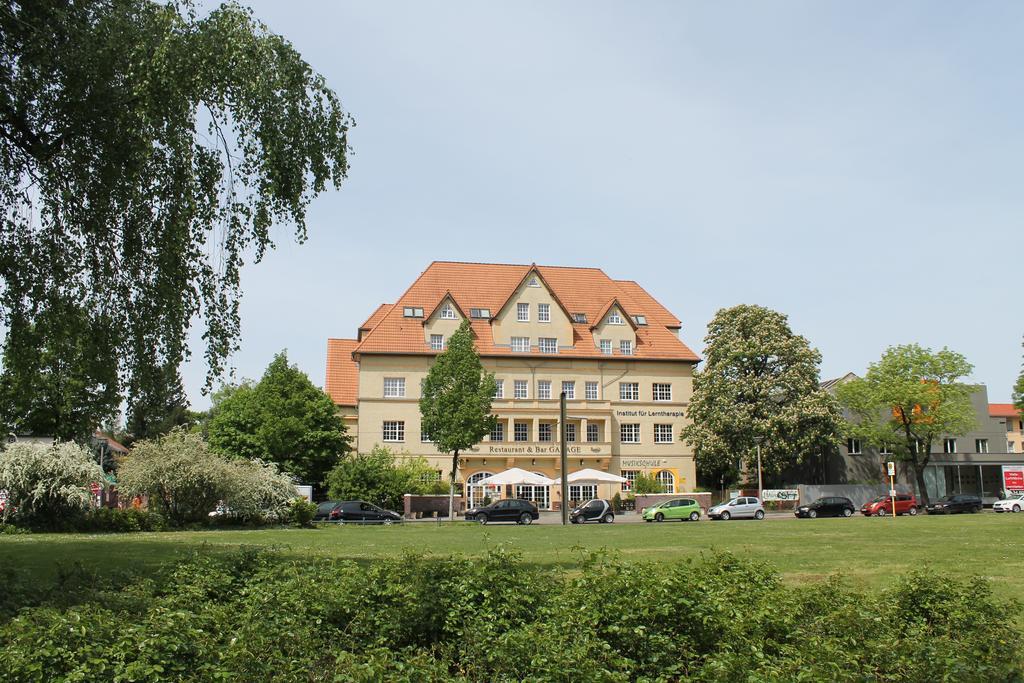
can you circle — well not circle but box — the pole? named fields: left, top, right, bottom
left=887, top=461, right=897, bottom=522
left=560, top=391, right=568, bottom=525
left=756, top=442, right=763, bottom=502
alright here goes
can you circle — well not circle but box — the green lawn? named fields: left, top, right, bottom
left=4, top=514, right=1024, bottom=597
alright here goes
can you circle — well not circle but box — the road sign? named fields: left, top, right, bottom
left=89, top=482, right=101, bottom=495
left=886, top=462, right=896, bottom=477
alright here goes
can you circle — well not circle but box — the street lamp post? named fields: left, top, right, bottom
left=754, top=436, right=764, bottom=502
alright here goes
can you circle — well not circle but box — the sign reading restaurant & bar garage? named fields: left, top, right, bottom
left=476, top=443, right=611, bottom=456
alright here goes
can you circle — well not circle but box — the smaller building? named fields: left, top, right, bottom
left=991, top=403, right=1024, bottom=454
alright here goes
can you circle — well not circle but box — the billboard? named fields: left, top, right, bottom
left=1003, top=466, right=1024, bottom=496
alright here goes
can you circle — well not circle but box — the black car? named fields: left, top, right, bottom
left=926, top=494, right=983, bottom=515
left=317, top=500, right=402, bottom=524
left=465, top=498, right=539, bottom=525
left=794, top=496, right=855, bottom=519
left=571, top=499, right=615, bottom=524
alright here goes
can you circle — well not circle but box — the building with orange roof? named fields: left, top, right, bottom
left=990, top=403, right=1023, bottom=454
left=325, top=261, right=701, bottom=509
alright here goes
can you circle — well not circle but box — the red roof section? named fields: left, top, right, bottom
left=989, top=403, right=1022, bottom=418
left=346, top=261, right=699, bottom=362
left=325, top=339, right=359, bottom=406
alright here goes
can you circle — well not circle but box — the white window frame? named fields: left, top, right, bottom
left=620, top=470, right=638, bottom=491
left=620, top=382, right=639, bottom=401
left=511, top=337, right=530, bottom=353
left=539, top=337, right=558, bottom=354
left=620, top=340, right=633, bottom=356
left=538, top=303, right=551, bottom=323
left=569, top=484, right=597, bottom=503
left=654, top=424, right=673, bottom=444
left=490, top=422, right=504, bottom=442
left=562, top=381, right=575, bottom=400
left=514, top=379, right=529, bottom=399
left=565, top=424, right=577, bottom=442
left=517, top=302, right=529, bottom=322
left=975, top=438, right=989, bottom=454
left=585, top=381, right=599, bottom=401
left=586, top=423, right=599, bottom=442
left=620, top=423, right=640, bottom=443
left=608, top=311, right=623, bottom=325
left=879, top=444, right=893, bottom=455
left=493, top=380, right=504, bottom=399
left=429, top=334, right=445, bottom=351
left=599, top=339, right=612, bottom=355
left=421, top=427, right=433, bottom=443
left=652, top=383, right=672, bottom=401
left=656, top=470, right=675, bottom=494
left=383, top=377, right=405, bottom=398
left=537, top=380, right=551, bottom=400
left=514, top=422, right=529, bottom=442
left=539, top=423, right=552, bottom=442
left=847, top=438, right=862, bottom=455
left=440, top=303, right=456, bottom=320
left=633, top=315, right=647, bottom=325
left=403, top=306, right=424, bottom=318
left=944, top=438, right=957, bottom=454
left=382, top=421, right=405, bottom=442
left=1009, top=441, right=1016, bottom=453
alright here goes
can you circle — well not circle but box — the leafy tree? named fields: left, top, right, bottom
left=419, top=320, right=497, bottom=519
left=0, top=0, right=353, bottom=441
left=207, top=352, right=348, bottom=488
left=325, top=445, right=441, bottom=511
left=0, top=441, right=102, bottom=527
left=1014, top=337, right=1024, bottom=414
left=682, top=305, right=843, bottom=488
left=630, top=471, right=662, bottom=495
left=836, top=344, right=976, bottom=506
left=125, top=362, right=193, bottom=444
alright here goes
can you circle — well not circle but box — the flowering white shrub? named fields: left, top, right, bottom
left=0, top=441, right=102, bottom=526
left=225, top=458, right=296, bottom=521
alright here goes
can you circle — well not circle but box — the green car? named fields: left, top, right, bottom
left=643, top=498, right=702, bottom=522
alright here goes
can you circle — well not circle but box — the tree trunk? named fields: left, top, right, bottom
left=914, top=464, right=930, bottom=507
left=448, top=449, right=459, bottom=521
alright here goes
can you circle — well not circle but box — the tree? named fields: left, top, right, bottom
left=325, top=445, right=442, bottom=511
left=207, top=351, right=348, bottom=488
left=836, top=344, right=976, bottom=506
left=1014, top=337, right=1024, bottom=414
left=0, top=441, right=102, bottom=527
left=0, top=0, right=353, bottom=442
left=419, top=320, right=497, bottom=520
left=682, top=305, right=843, bottom=488
left=125, top=362, right=193, bottom=444
left=630, top=471, right=663, bottom=495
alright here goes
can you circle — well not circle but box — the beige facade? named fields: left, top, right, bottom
left=325, top=261, right=701, bottom=510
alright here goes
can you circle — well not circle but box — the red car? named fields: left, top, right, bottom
left=861, top=493, right=918, bottom=517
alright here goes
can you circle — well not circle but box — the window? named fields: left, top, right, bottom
left=620, top=470, right=637, bottom=491
left=562, top=381, right=575, bottom=399
left=538, top=303, right=550, bottom=322
left=539, top=337, right=558, bottom=354
left=383, top=377, right=405, bottom=398
left=652, top=383, right=672, bottom=401
left=608, top=311, right=623, bottom=324
left=490, top=422, right=504, bottom=442
left=587, top=423, right=599, bottom=442
left=585, top=381, right=599, bottom=400
left=620, top=340, right=633, bottom=355
left=620, top=423, right=640, bottom=443
left=944, top=438, right=957, bottom=454
left=572, top=312, right=587, bottom=323
left=975, top=439, right=989, bottom=454
left=511, top=336, right=530, bottom=353
left=1010, top=441, right=1017, bottom=453
left=517, top=302, right=529, bottom=321
left=421, top=427, right=432, bottom=443
left=440, top=303, right=456, bottom=319
left=403, top=306, right=424, bottom=318
left=633, top=315, right=647, bottom=325
left=537, top=380, right=551, bottom=400
left=599, top=339, right=612, bottom=355
left=656, top=470, right=675, bottom=493
left=514, top=422, right=529, bottom=442
left=879, top=444, right=893, bottom=455
left=569, top=484, right=597, bottom=503
left=620, top=382, right=639, bottom=401
left=654, top=424, right=673, bottom=443
left=514, top=379, right=528, bottom=399
left=847, top=438, right=862, bottom=455
left=429, top=334, right=445, bottom=350
left=493, top=380, right=504, bottom=399
left=383, top=421, right=404, bottom=442
left=470, top=308, right=491, bottom=319
left=538, top=423, right=552, bottom=442
left=527, top=276, right=540, bottom=287
left=566, top=424, right=577, bottom=442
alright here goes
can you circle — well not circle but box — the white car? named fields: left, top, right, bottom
left=993, top=494, right=1024, bottom=513
left=708, top=496, right=765, bottom=520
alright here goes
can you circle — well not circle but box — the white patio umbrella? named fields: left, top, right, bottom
left=474, top=467, right=555, bottom=487
left=552, top=468, right=628, bottom=484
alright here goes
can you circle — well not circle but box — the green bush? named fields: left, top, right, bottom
left=73, top=508, right=167, bottom=533
left=288, top=498, right=317, bottom=528
left=0, top=549, right=1020, bottom=682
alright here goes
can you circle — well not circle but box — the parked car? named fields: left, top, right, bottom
left=642, top=498, right=702, bottom=522
left=861, top=493, right=919, bottom=517
left=795, top=496, right=855, bottom=519
left=925, top=494, right=983, bottom=515
left=571, top=499, right=614, bottom=524
left=992, top=493, right=1024, bottom=513
left=708, top=496, right=764, bottom=520
left=313, top=501, right=344, bottom=522
left=316, top=500, right=402, bottom=524
left=465, top=498, right=539, bottom=525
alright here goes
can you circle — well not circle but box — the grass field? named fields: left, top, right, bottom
left=4, top=513, right=1024, bottom=598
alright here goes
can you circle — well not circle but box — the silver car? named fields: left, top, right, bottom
left=993, top=494, right=1024, bottom=513
left=708, top=496, right=765, bottom=520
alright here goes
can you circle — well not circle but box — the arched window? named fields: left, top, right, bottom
left=656, top=470, right=675, bottom=494
left=467, top=471, right=497, bottom=507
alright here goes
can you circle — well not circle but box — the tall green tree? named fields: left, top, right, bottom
left=419, top=320, right=497, bottom=519
left=124, top=362, right=192, bottom=444
left=1014, top=337, right=1024, bottom=414
left=682, top=305, right=843, bottom=488
left=836, top=344, right=976, bottom=506
left=207, top=352, right=348, bottom=488
left=0, top=0, right=353, bottom=441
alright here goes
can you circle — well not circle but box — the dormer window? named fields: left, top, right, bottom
left=633, top=315, right=647, bottom=325
left=527, top=276, right=540, bottom=287
left=608, top=311, right=623, bottom=325
left=470, top=308, right=491, bottom=319
left=403, top=306, right=424, bottom=318
left=572, top=313, right=587, bottom=323
left=440, top=303, right=456, bottom=320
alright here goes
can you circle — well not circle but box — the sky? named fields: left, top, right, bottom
left=183, top=1, right=1024, bottom=409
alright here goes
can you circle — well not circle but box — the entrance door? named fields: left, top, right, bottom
left=467, top=472, right=498, bottom=508
left=515, top=484, right=550, bottom=510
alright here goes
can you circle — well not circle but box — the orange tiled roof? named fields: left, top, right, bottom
left=359, top=303, right=392, bottom=331
left=325, top=339, right=359, bottom=406
left=348, top=261, right=699, bottom=362
left=990, top=403, right=1022, bottom=418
